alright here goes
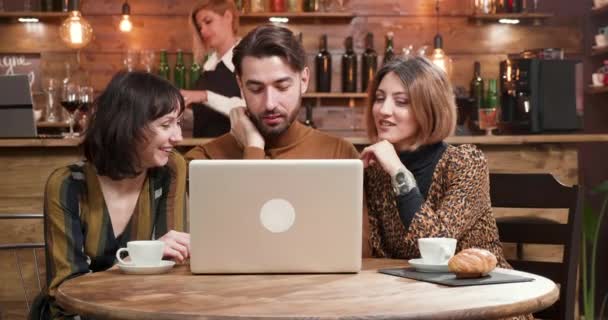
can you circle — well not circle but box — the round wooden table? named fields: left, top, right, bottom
left=56, top=259, right=558, bottom=320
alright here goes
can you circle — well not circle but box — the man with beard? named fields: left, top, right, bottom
left=185, top=25, right=370, bottom=257
left=185, top=24, right=360, bottom=161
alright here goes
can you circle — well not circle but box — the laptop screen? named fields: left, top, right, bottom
left=0, top=74, right=37, bottom=138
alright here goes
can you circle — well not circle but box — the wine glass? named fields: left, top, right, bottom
left=140, top=49, right=156, bottom=73
left=123, top=49, right=139, bottom=72
left=43, top=77, right=59, bottom=122
left=61, top=83, right=80, bottom=138
left=78, top=86, right=94, bottom=133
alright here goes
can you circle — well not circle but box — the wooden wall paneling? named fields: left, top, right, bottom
left=0, top=22, right=68, bottom=53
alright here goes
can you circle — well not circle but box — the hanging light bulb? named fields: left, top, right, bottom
left=429, top=0, right=453, bottom=77
left=119, top=1, right=133, bottom=33
left=59, top=0, right=93, bottom=49
left=430, top=34, right=453, bottom=77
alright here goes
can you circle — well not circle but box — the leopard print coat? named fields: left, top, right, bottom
left=365, top=144, right=532, bottom=320
left=365, top=144, right=509, bottom=268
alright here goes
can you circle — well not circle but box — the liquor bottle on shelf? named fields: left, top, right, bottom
left=174, top=50, right=186, bottom=89
left=158, top=50, right=170, bottom=81
left=250, top=0, right=265, bottom=13
left=470, top=61, right=484, bottom=122
left=188, top=61, right=201, bottom=90
left=286, top=0, right=301, bottom=12
left=315, top=34, right=332, bottom=92
left=361, top=32, right=377, bottom=92
left=479, top=78, right=499, bottom=135
left=341, top=36, right=357, bottom=93
left=271, top=0, right=286, bottom=12
left=303, top=103, right=316, bottom=128
left=382, top=31, right=395, bottom=65
left=303, top=0, right=319, bottom=12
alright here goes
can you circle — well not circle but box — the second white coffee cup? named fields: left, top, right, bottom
left=116, top=240, right=164, bottom=266
left=418, top=237, right=457, bottom=264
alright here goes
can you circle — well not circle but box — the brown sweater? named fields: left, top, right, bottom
left=185, top=122, right=360, bottom=160
left=185, top=122, right=371, bottom=255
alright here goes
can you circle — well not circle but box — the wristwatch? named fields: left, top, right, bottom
left=391, top=167, right=417, bottom=196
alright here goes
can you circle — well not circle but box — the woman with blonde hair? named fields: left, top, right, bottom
left=361, top=56, right=510, bottom=269
left=180, top=0, right=244, bottom=137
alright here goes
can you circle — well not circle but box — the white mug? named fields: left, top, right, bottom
left=592, top=73, right=605, bottom=87
left=116, top=240, right=164, bottom=266
left=418, top=237, right=457, bottom=264
left=596, top=34, right=607, bottom=47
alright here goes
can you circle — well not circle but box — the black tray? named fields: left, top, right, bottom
left=379, top=267, right=534, bottom=287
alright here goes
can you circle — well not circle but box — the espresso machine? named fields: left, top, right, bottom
left=499, top=58, right=582, bottom=133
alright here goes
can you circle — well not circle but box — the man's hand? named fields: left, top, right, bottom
left=158, top=230, right=190, bottom=264
left=229, top=107, right=265, bottom=149
left=360, top=140, right=404, bottom=177
left=180, top=90, right=207, bottom=107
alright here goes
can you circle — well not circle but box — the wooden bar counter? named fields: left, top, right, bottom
left=1, top=133, right=607, bottom=319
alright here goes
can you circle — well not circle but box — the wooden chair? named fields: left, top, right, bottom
left=490, top=173, right=582, bottom=320
left=0, top=213, right=46, bottom=319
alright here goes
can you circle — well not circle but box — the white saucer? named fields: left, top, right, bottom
left=408, top=258, right=449, bottom=273
left=118, top=260, right=175, bottom=275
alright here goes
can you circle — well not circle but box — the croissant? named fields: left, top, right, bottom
left=448, top=248, right=497, bottom=278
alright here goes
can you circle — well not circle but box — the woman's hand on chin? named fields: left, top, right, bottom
left=158, top=230, right=191, bottom=263
left=360, top=140, right=404, bottom=176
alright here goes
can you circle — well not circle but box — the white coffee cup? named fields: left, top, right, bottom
left=596, top=34, right=607, bottom=47
left=418, top=237, right=457, bottom=264
left=116, top=240, right=164, bottom=266
left=592, top=73, right=605, bottom=87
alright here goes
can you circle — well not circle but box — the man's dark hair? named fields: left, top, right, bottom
left=82, top=71, right=185, bottom=180
left=232, top=24, right=306, bottom=76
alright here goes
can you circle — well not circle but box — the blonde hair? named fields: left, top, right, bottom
left=189, top=0, right=239, bottom=64
left=365, top=56, right=456, bottom=149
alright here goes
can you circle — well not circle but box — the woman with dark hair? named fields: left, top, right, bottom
left=362, top=57, right=511, bottom=268
left=180, top=0, right=244, bottom=137
left=43, top=71, right=189, bottom=319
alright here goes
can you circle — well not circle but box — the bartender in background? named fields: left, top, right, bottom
left=181, top=0, right=244, bottom=137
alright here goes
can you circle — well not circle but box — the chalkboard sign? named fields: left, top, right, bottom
left=0, top=53, right=42, bottom=93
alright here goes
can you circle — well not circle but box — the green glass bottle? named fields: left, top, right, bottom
left=188, top=61, right=202, bottom=90
left=485, top=78, right=498, bottom=109
left=174, top=50, right=186, bottom=89
left=382, top=32, right=395, bottom=65
left=158, top=50, right=170, bottom=81
left=470, top=61, right=484, bottom=121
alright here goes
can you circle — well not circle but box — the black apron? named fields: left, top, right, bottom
left=192, top=61, right=241, bottom=137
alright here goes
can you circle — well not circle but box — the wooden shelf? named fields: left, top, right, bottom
left=303, top=92, right=367, bottom=99
left=241, top=11, right=354, bottom=21
left=591, top=45, right=608, bottom=56
left=469, top=13, right=553, bottom=25
left=37, top=121, right=69, bottom=128
left=0, top=11, right=69, bottom=20
left=592, top=4, right=608, bottom=15
left=586, top=85, right=608, bottom=95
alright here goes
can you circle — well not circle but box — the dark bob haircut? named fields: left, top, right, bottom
left=232, top=24, right=306, bottom=76
left=82, top=71, right=185, bottom=180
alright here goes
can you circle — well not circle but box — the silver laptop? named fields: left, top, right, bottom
left=0, top=75, right=37, bottom=138
left=189, top=159, right=363, bottom=274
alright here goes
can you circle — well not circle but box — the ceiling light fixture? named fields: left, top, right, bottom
left=59, top=0, right=93, bottom=49
left=119, top=1, right=133, bottom=32
left=429, top=0, right=453, bottom=78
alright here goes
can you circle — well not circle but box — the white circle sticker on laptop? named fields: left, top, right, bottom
left=259, top=198, right=296, bottom=233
